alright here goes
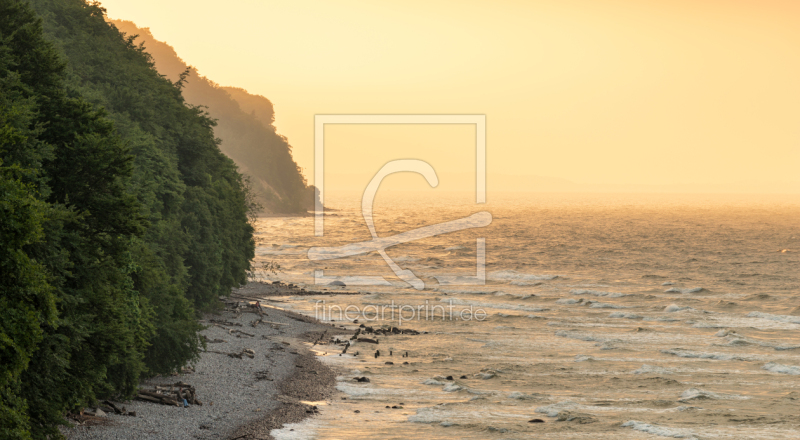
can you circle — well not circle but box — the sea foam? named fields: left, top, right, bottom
left=622, top=421, right=696, bottom=439
left=664, top=287, right=706, bottom=294
left=488, top=270, right=558, bottom=281
left=570, top=289, right=626, bottom=297
left=747, top=311, right=800, bottom=325
left=763, top=362, right=800, bottom=375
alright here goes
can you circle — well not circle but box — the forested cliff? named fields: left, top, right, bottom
left=110, top=19, right=312, bottom=214
left=0, top=1, right=270, bottom=438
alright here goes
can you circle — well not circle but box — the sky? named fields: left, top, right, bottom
left=98, top=0, right=800, bottom=193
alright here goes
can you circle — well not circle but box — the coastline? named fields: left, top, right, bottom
left=63, top=283, right=341, bottom=440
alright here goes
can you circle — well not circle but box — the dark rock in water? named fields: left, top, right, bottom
left=460, top=375, right=468, bottom=379
left=392, top=405, right=402, bottom=409
left=355, top=376, right=370, bottom=383
left=403, top=362, right=409, bottom=365
left=446, top=376, right=454, bottom=380
left=385, top=361, right=394, bottom=365
left=354, top=410, right=360, bottom=413
left=328, top=280, right=346, bottom=287
left=529, top=418, right=545, bottom=423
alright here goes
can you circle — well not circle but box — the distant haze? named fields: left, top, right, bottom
left=99, top=0, right=800, bottom=194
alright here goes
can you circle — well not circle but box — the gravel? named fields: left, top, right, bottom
left=63, top=295, right=337, bottom=440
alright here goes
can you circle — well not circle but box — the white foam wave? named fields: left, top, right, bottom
left=508, top=391, right=541, bottom=400
left=488, top=270, right=558, bottom=282
left=571, top=289, right=626, bottom=297
left=534, top=400, right=577, bottom=417
left=665, top=287, right=706, bottom=294
left=510, top=280, right=544, bottom=286
left=633, top=364, right=673, bottom=375
left=442, top=383, right=463, bottom=392
left=271, top=418, right=318, bottom=440
left=609, top=312, right=642, bottom=319
left=763, top=362, right=800, bottom=375
left=589, top=302, right=627, bottom=309
left=556, top=330, right=616, bottom=344
left=679, top=388, right=749, bottom=402
left=622, top=421, right=696, bottom=439
left=717, top=335, right=800, bottom=351
left=747, top=311, right=800, bottom=325
left=439, top=298, right=546, bottom=312
left=665, top=304, right=691, bottom=312
left=661, top=349, right=756, bottom=361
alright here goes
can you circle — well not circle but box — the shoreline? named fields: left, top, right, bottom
left=63, top=283, right=344, bottom=440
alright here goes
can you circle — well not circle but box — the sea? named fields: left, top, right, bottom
left=251, top=192, right=800, bottom=439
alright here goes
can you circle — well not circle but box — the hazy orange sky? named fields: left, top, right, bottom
left=99, top=0, right=799, bottom=193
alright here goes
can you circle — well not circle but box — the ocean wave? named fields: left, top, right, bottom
left=661, top=349, right=756, bottom=361
left=526, top=314, right=546, bottom=320
left=436, top=288, right=501, bottom=295
left=555, top=298, right=579, bottom=305
left=633, top=364, right=674, bottom=375
left=510, top=280, right=544, bottom=286
left=589, top=302, right=627, bottom=309
left=609, top=312, right=643, bottom=319
left=643, top=316, right=681, bottom=322
left=438, top=298, right=546, bottom=312
left=556, top=330, right=617, bottom=344
left=690, top=322, right=725, bottom=329
left=534, top=400, right=578, bottom=417
left=665, top=304, right=691, bottom=312
left=508, top=391, right=543, bottom=400
left=570, top=289, right=626, bottom=297
left=746, top=311, right=800, bottom=325
left=665, top=287, right=707, bottom=294
left=763, top=362, right=800, bottom=375
left=679, top=388, right=749, bottom=402
left=442, top=383, right=463, bottom=392
left=622, top=421, right=696, bottom=439
left=716, top=334, right=800, bottom=351
left=488, top=270, right=559, bottom=282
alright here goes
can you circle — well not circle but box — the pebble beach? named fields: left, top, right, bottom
left=63, top=285, right=338, bottom=440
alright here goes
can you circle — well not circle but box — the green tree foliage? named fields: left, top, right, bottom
left=0, top=30, right=56, bottom=437
left=0, top=0, right=257, bottom=437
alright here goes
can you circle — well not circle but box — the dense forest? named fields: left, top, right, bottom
left=110, top=20, right=313, bottom=213
left=0, top=0, right=289, bottom=438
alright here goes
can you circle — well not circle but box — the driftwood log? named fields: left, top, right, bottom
left=136, top=381, right=203, bottom=407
